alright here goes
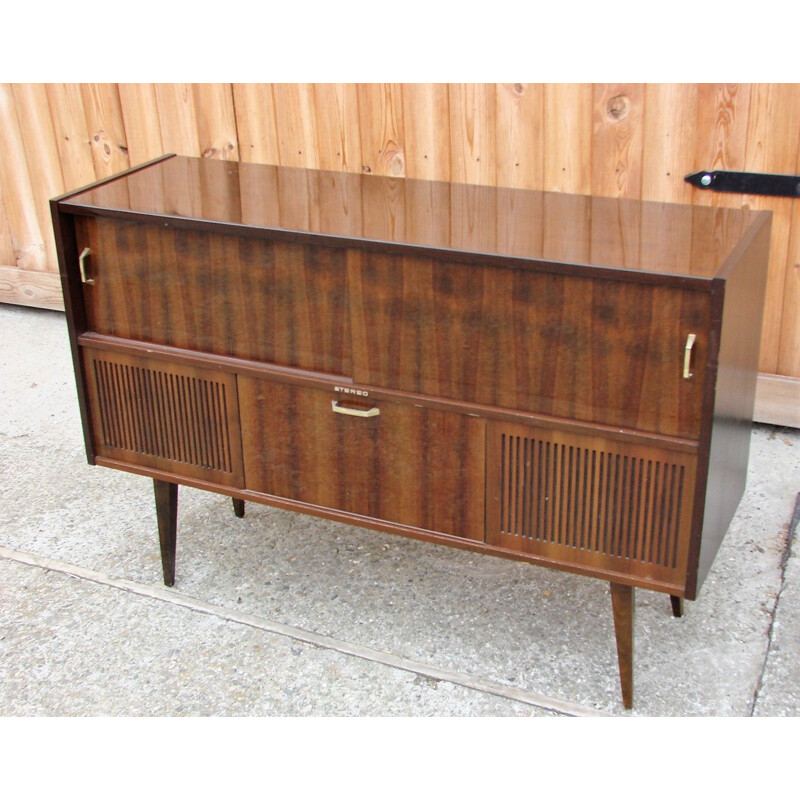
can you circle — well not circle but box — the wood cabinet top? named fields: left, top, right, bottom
left=59, top=154, right=770, bottom=282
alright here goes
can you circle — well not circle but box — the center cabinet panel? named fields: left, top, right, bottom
left=238, top=378, right=486, bottom=541
left=347, top=250, right=711, bottom=440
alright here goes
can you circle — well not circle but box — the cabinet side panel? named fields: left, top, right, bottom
left=691, top=217, right=772, bottom=597
left=50, top=204, right=96, bottom=463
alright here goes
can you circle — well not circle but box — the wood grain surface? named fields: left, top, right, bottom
left=80, top=83, right=130, bottom=178
left=348, top=247, right=711, bottom=438
left=64, top=155, right=744, bottom=441
left=3, top=83, right=797, bottom=424
left=75, top=216, right=353, bottom=377
left=0, top=83, right=50, bottom=272
left=238, top=377, right=486, bottom=540
left=62, top=156, right=761, bottom=280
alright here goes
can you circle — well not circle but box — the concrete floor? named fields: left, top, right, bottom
left=1, top=302, right=799, bottom=717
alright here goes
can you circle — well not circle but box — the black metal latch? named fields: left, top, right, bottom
left=685, top=170, right=800, bottom=198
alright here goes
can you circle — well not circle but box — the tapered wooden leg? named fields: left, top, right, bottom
left=154, top=479, right=178, bottom=587
left=670, top=594, right=684, bottom=618
left=610, top=582, right=634, bottom=710
left=232, top=498, right=245, bottom=518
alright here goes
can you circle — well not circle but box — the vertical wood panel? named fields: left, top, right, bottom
left=591, top=84, right=644, bottom=199
left=271, top=83, right=319, bottom=169
left=495, top=83, right=544, bottom=190
left=641, top=84, right=699, bottom=204
left=117, top=84, right=164, bottom=166
left=11, top=84, right=66, bottom=272
left=743, top=83, right=800, bottom=374
left=14, top=83, right=64, bottom=205
left=693, top=84, right=751, bottom=208
left=778, top=172, right=800, bottom=376
left=0, top=83, right=49, bottom=270
left=357, top=83, right=406, bottom=177
left=231, top=84, right=280, bottom=165
left=192, top=84, right=239, bottom=161
left=44, top=84, right=96, bottom=191
left=0, top=192, right=16, bottom=266
left=153, top=84, right=202, bottom=156
left=0, top=84, right=52, bottom=270
left=448, top=83, right=496, bottom=186
left=544, top=83, right=593, bottom=194
left=312, top=83, right=362, bottom=173
left=448, top=84, right=498, bottom=256
left=401, top=83, right=451, bottom=181
left=80, top=83, right=130, bottom=177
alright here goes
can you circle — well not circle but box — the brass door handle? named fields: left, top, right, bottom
left=79, top=247, right=94, bottom=285
left=331, top=400, right=380, bottom=418
left=683, top=333, right=697, bottom=379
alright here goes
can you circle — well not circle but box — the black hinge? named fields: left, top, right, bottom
left=685, top=170, right=800, bottom=198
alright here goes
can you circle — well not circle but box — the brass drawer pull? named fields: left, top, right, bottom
left=683, top=333, right=697, bottom=379
left=331, top=400, right=380, bottom=418
left=79, top=247, right=94, bottom=285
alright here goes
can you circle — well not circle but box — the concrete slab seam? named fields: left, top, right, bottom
left=0, top=545, right=611, bottom=717
left=751, top=491, right=800, bottom=715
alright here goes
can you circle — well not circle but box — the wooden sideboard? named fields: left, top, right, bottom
left=51, top=154, right=772, bottom=709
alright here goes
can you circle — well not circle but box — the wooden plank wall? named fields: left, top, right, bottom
left=1, top=83, right=798, bottom=425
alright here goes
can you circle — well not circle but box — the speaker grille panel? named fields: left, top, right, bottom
left=93, top=358, right=233, bottom=472
left=489, top=423, right=696, bottom=582
left=83, top=347, right=243, bottom=485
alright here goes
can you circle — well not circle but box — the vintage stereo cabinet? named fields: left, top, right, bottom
left=51, top=154, right=771, bottom=709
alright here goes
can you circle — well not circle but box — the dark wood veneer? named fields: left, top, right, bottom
left=52, top=155, right=771, bottom=709
left=75, top=216, right=353, bottom=376
left=239, top=377, right=486, bottom=540
left=348, top=248, right=711, bottom=438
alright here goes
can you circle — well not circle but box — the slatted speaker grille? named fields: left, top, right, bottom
left=92, top=357, right=234, bottom=474
left=498, top=431, right=689, bottom=569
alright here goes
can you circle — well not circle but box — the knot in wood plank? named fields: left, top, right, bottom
left=606, top=95, right=630, bottom=121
